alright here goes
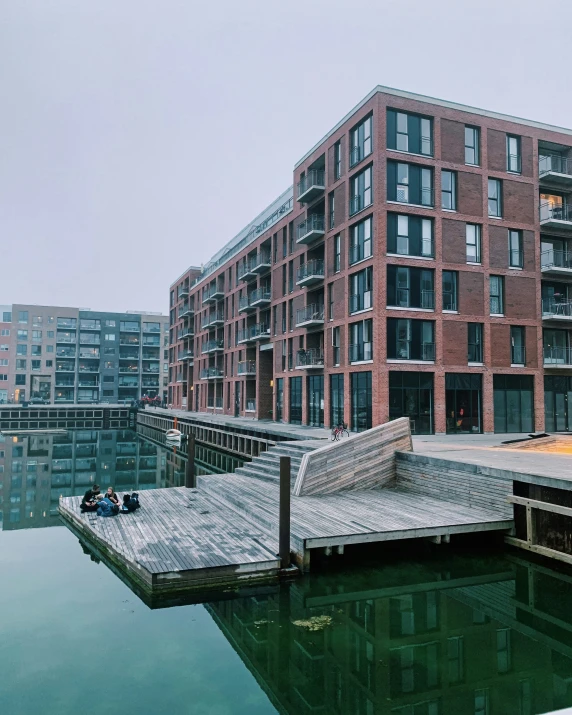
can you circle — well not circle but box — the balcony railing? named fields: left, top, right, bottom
left=297, top=215, right=325, bottom=244
left=392, top=187, right=434, bottom=208
left=56, top=335, right=76, bottom=344
left=178, top=285, right=189, bottom=299
left=78, top=366, right=99, bottom=373
left=443, top=291, right=457, bottom=311
left=238, top=249, right=272, bottom=280
left=119, top=338, right=140, bottom=346
left=297, top=169, right=325, bottom=203
left=56, top=348, right=76, bottom=357
left=237, top=360, right=256, bottom=375
left=349, top=343, right=372, bottom=363
left=542, top=298, right=572, bottom=318
left=249, top=288, right=271, bottom=306
left=511, top=346, right=526, bottom=365
left=544, top=346, right=572, bottom=365
left=202, top=285, right=224, bottom=303
left=296, top=304, right=324, bottom=327
left=237, top=324, right=270, bottom=343
left=541, top=249, right=572, bottom=271
left=393, top=342, right=435, bottom=361
left=200, top=367, right=224, bottom=380
left=296, top=259, right=325, bottom=285
left=179, top=349, right=194, bottom=361
left=179, top=303, right=194, bottom=318
left=119, top=366, right=139, bottom=373
left=57, top=319, right=76, bottom=329
left=296, top=349, right=324, bottom=368
left=390, top=289, right=435, bottom=310
left=201, top=339, right=224, bottom=354
left=468, top=343, right=483, bottom=363
left=540, top=203, right=572, bottom=224
left=55, top=365, right=75, bottom=372
left=539, top=154, right=572, bottom=177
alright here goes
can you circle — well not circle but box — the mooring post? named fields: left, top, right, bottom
left=185, top=433, right=196, bottom=488
left=279, top=456, right=291, bottom=569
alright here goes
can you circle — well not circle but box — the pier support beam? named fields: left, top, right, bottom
left=279, top=456, right=291, bottom=569
left=185, top=434, right=196, bottom=489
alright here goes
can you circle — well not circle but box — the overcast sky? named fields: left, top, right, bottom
left=2, top=0, right=572, bottom=314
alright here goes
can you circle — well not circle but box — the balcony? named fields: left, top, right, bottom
left=201, top=339, right=224, bottom=354
left=179, top=349, right=194, bottom=362
left=237, top=360, right=256, bottom=376
left=249, top=288, right=271, bottom=308
left=238, top=295, right=255, bottom=314
left=180, top=325, right=194, bottom=338
left=119, top=366, right=139, bottom=373
left=296, top=349, right=324, bottom=369
left=542, top=298, right=572, bottom=321
left=55, top=380, right=75, bottom=387
left=540, top=203, right=572, bottom=230
left=205, top=311, right=225, bottom=327
left=142, top=368, right=160, bottom=374
left=180, top=303, right=194, bottom=318
left=56, top=319, right=76, bottom=329
left=200, top=367, right=224, bottom=380
left=56, top=348, right=76, bottom=358
left=178, top=285, right=189, bottom=299
left=539, top=154, right=572, bottom=188
left=79, top=321, right=101, bottom=331
left=296, top=259, right=325, bottom=287
left=78, top=380, right=99, bottom=388
left=202, top=285, right=224, bottom=304
left=175, top=374, right=185, bottom=383
left=296, top=304, right=324, bottom=328
left=56, top=334, right=76, bottom=344
left=119, top=338, right=140, bottom=346
left=349, top=343, right=373, bottom=363
left=237, top=324, right=271, bottom=344
left=238, top=250, right=272, bottom=281
left=119, top=381, right=139, bottom=389
left=78, top=366, right=99, bottom=373
left=119, top=353, right=140, bottom=360
left=78, top=350, right=100, bottom=360
left=297, top=169, right=325, bottom=204
left=541, top=249, right=572, bottom=279
left=544, top=346, right=572, bottom=367
left=297, top=215, right=325, bottom=245
left=119, top=325, right=140, bottom=333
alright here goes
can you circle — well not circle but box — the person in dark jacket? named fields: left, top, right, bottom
left=121, top=493, right=140, bottom=513
left=97, top=495, right=119, bottom=517
left=105, top=486, right=120, bottom=506
left=81, top=484, right=100, bottom=512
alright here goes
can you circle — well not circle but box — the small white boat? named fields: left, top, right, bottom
left=166, top=429, right=183, bottom=439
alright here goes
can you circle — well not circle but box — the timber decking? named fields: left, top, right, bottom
left=59, top=489, right=280, bottom=594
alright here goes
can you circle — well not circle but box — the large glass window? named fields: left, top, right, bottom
left=490, top=276, right=504, bottom=315
left=446, top=373, right=482, bottom=434
left=349, top=216, right=372, bottom=264
left=349, top=319, right=372, bottom=363
left=275, top=378, right=283, bottom=421
left=351, top=371, right=372, bottom=432
left=488, top=179, right=503, bottom=217
left=387, top=161, right=433, bottom=207
left=387, top=109, right=433, bottom=156
left=466, top=224, right=482, bottom=264
left=349, top=267, right=373, bottom=313
left=330, top=374, right=344, bottom=427
left=465, top=126, right=480, bottom=165
left=493, top=375, right=534, bottom=433
left=511, top=326, right=525, bottom=365
left=334, top=140, right=341, bottom=179
left=387, top=266, right=434, bottom=309
left=349, top=166, right=372, bottom=215
left=389, top=371, right=434, bottom=434
left=289, top=376, right=302, bottom=425
left=387, top=319, right=435, bottom=361
left=507, top=135, right=521, bottom=173
left=441, top=170, right=457, bottom=210
left=387, top=213, right=433, bottom=258
left=468, top=323, right=483, bottom=363
left=509, top=229, right=523, bottom=268
left=350, top=115, right=372, bottom=166
left=307, top=375, right=324, bottom=427
left=332, top=326, right=340, bottom=366
left=443, top=271, right=458, bottom=311
left=545, top=375, right=572, bottom=431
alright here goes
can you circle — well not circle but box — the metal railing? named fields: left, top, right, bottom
left=542, top=298, right=572, bottom=317
left=249, top=288, right=271, bottom=304
left=349, top=293, right=372, bottom=313
left=178, top=286, right=189, bottom=299
left=200, top=367, right=224, bottom=379
left=540, top=203, right=572, bottom=223
left=395, top=186, right=434, bottom=207
left=119, top=366, right=139, bottom=373
left=238, top=249, right=272, bottom=279
left=297, top=214, right=325, bottom=240
left=201, top=339, right=224, bottom=354
left=512, top=346, right=526, bottom=364
left=393, top=342, right=435, bottom=361
left=78, top=366, right=99, bottom=373
left=539, top=154, right=572, bottom=176
left=468, top=342, right=483, bottom=363
left=57, top=319, right=76, bottom=328
left=349, top=342, right=373, bottom=362
left=237, top=324, right=270, bottom=342
left=544, top=346, right=572, bottom=365
left=55, top=365, right=75, bottom=372
left=179, top=302, right=193, bottom=317
left=296, top=304, right=324, bottom=325
left=56, top=348, right=76, bottom=357
left=296, top=349, right=324, bottom=368
left=237, top=360, right=256, bottom=375
left=297, top=259, right=325, bottom=282
left=443, top=291, right=457, bottom=311
left=390, top=288, right=434, bottom=310
left=541, top=249, right=572, bottom=270
left=297, top=169, right=325, bottom=198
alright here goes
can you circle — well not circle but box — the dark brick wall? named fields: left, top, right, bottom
left=458, top=271, right=485, bottom=316
left=457, top=171, right=483, bottom=217
left=503, top=179, right=535, bottom=225
left=442, top=320, right=467, bottom=365
left=442, top=218, right=466, bottom=264
left=441, top=119, right=465, bottom=164
left=505, top=275, right=536, bottom=319
left=490, top=323, right=511, bottom=366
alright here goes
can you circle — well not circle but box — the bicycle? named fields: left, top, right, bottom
left=331, top=422, right=350, bottom=441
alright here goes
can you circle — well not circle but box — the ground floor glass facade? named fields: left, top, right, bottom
left=493, top=375, right=534, bottom=433
left=389, top=371, right=434, bottom=434
left=446, top=373, right=482, bottom=434
left=351, top=371, right=372, bottom=432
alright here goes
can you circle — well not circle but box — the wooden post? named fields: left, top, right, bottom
left=279, top=456, right=291, bottom=569
left=185, top=433, right=196, bottom=488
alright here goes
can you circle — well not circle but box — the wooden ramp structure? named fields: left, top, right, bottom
left=59, top=418, right=515, bottom=597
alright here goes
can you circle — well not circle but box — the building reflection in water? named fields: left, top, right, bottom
left=0, top=428, right=243, bottom=530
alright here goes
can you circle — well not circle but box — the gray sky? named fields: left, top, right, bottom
left=2, top=0, right=572, bottom=314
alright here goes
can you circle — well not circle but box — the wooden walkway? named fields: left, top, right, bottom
left=59, top=490, right=280, bottom=594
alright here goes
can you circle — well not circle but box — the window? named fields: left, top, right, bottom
left=468, top=323, right=483, bottom=363
left=104, top=347, right=116, bottom=355
left=465, top=126, right=480, bottom=165
left=16, top=344, right=27, bottom=356
left=15, top=374, right=25, bottom=384
left=2, top=311, right=11, bottom=322
left=104, top=361, right=115, bottom=369
left=349, top=319, right=373, bottom=362
left=31, top=360, right=41, bottom=371
left=288, top=260, right=294, bottom=293
left=330, top=374, right=344, bottom=427
left=332, top=327, right=340, bottom=366
left=509, top=229, right=523, bottom=268
left=0, top=374, right=7, bottom=381
left=496, top=628, right=511, bottom=673
left=47, top=330, right=54, bottom=338
left=443, top=271, right=458, bottom=311
left=387, top=266, right=434, bottom=309
left=387, top=318, right=435, bottom=361
left=16, top=359, right=27, bottom=370
left=507, top=135, right=521, bottom=173
left=350, top=114, right=372, bottom=166
left=328, top=284, right=334, bottom=321
left=490, top=275, right=504, bottom=315
left=32, top=330, right=42, bottom=340
left=17, top=330, right=28, bottom=340
left=350, top=371, right=372, bottom=432
left=18, top=311, right=28, bottom=323
left=387, top=214, right=433, bottom=258
left=31, top=345, right=41, bottom=356
left=387, top=161, right=433, bottom=206
left=45, top=360, right=53, bottom=367
left=105, top=333, right=116, bottom=341
left=0, top=344, right=7, bottom=351
left=349, top=267, right=373, bottom=313
left=289, top=376, right=302, bottom=424
left=349, top=216, right=372, bottom=264
left=447, top=637, right=465, bottom=684
left=103, top=375, right=115, bottom=383
left=328, top=191, right=335, bottom=229
left=0, top=329, right=9, bottom=336
left=0, top=359, right=8, bottom=366
left=349, top=166, right=372, bottom=215
left=488, top=179, right=502, bottom=217
left=511, top=326, right=525, bottom=365
left=441, top=170, right=457, bottom=210
left=387, top=109, right=433, bottom=156
left=334, top=234, right=341, bottom=273
left=105, top=320, right=116, bottom=327
left=103, top=389, right=114, bottom=397
left=334, top=140, right=341, bottom=179
left=466, top=224, right=482, bottom=263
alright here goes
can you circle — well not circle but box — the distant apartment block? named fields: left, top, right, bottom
left=169, top=85, right=572, bottom=434
left=0, top=305, right=169, bottom=404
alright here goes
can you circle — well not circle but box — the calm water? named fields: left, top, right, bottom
left=2, top=430, right=572, bottom=714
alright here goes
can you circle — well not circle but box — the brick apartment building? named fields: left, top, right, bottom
left=0, top=304, right=169, bottom=404
left=169, top=85, right=572, bottom=434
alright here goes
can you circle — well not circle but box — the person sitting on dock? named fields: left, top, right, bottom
left=96, top=494, right=119, bottom=517
left=80, top=484, right=100, bottom=513
left=105, top=486, right=120, bottom=506
left=120, top=493, right=140, bottom=513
